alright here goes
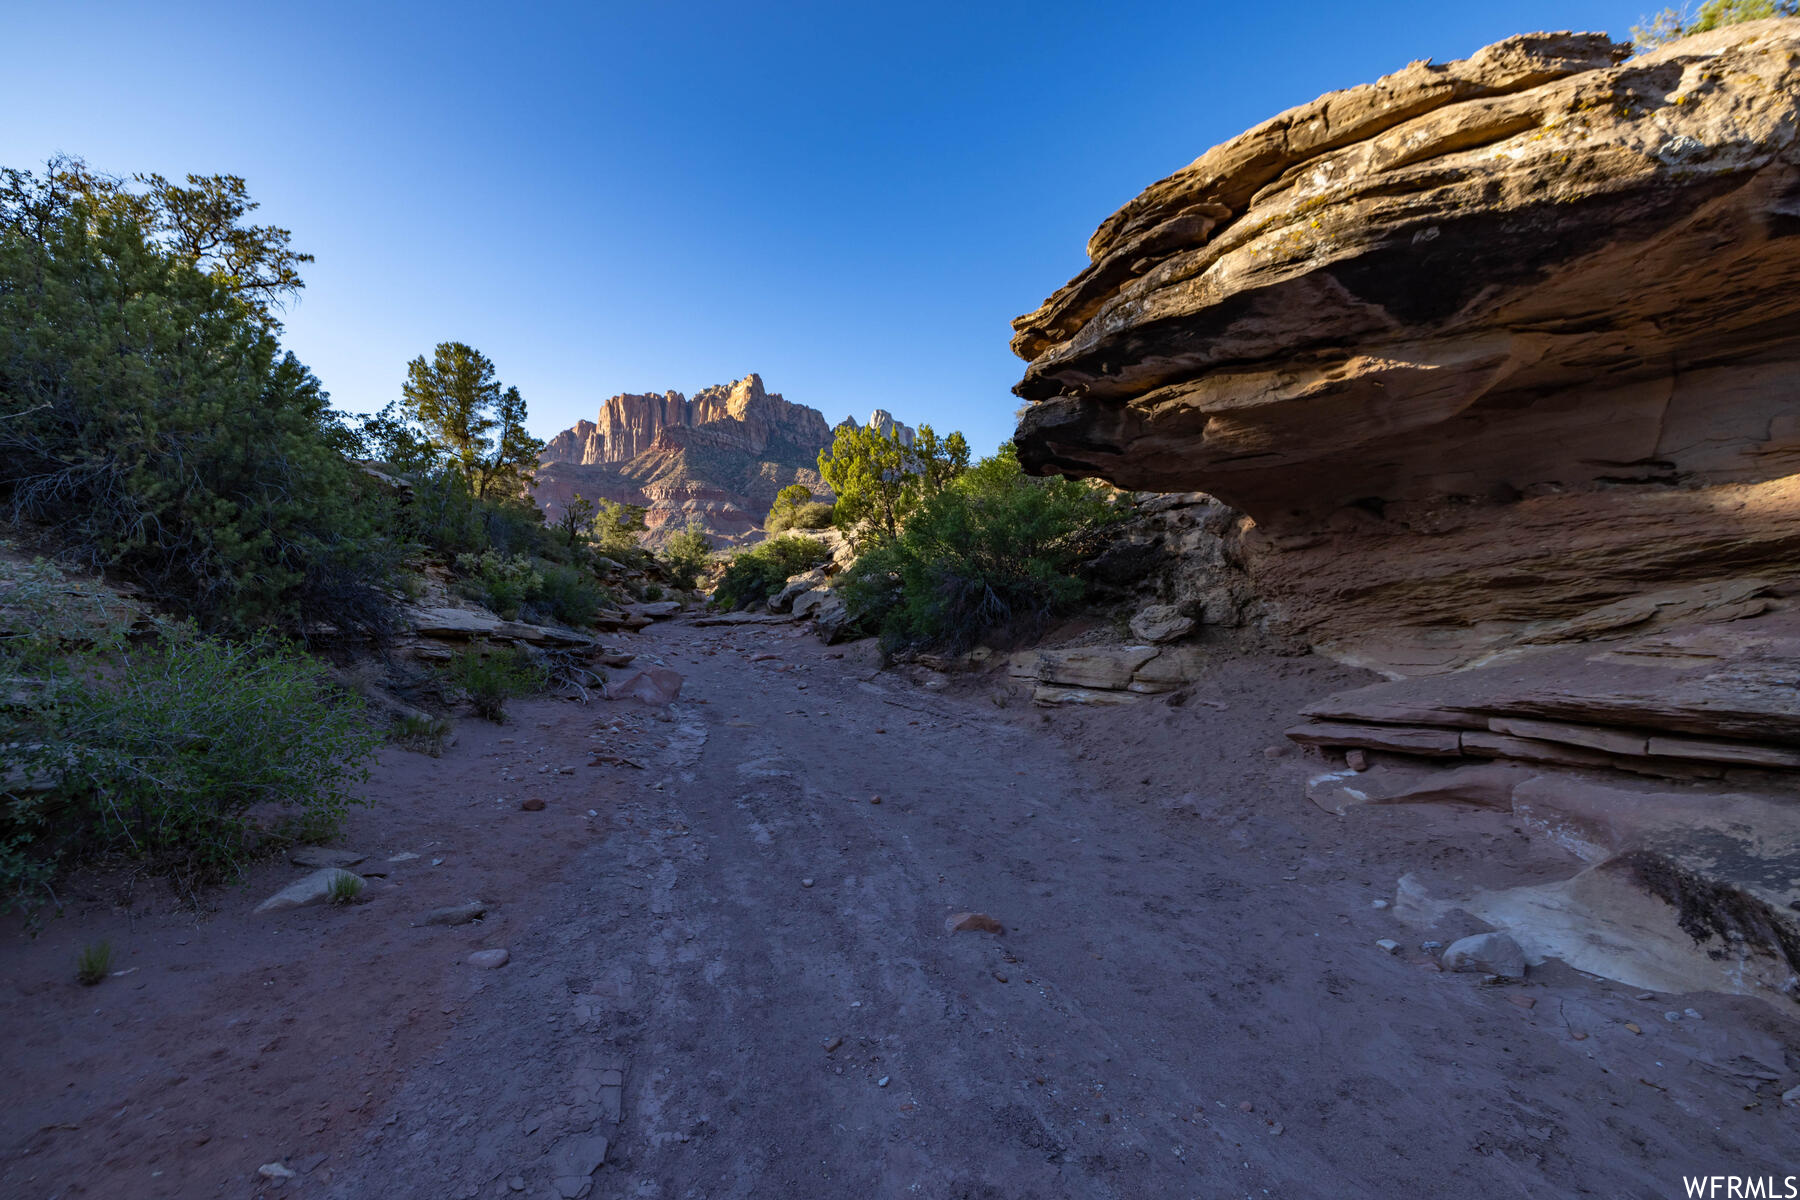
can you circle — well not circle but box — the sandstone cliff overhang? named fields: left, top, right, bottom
left=1011, top=20, right=1800, bottom=676
left=1011, top=21, right=1800, bottom=526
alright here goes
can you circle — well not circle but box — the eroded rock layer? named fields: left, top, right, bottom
left=1012, top=20, right=1800, bottom=671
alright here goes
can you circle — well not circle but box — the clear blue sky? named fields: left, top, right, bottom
left=4, top=0, right=1647, bottom=455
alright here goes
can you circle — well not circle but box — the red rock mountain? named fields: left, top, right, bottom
left=533, top=374, right=912, bottom=545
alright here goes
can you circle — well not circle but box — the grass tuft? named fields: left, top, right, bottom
left=75, top=940, right=112, bottom=986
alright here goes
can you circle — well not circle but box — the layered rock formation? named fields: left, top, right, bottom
left=535, top=375, right=912, bottom=545
left=1013, top=20, right=1800, bottom=672
left=542, top=374, right=833, bottom=468
left=1011, top=21, right=1800, bottom=1002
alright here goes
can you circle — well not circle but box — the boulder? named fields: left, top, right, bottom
left=771, top=568, right=828, bottom=613
left=625, top=600, right=681, bottom=620
left=606, top=667, right=684, bottom=706
left=1440, top=932, right=1528, bottom=979
left=1009, top=20, right=1800, bottom=674
left=805, top=590, right=855, bottom=642
left=1129, top=604, right=1194, bottom=644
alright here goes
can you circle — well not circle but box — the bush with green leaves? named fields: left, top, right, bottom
left=1632, top=0, right=1795, bottom=47
left=454, top=551, right=542, bottom=620
left=713, top=536, right=830, bottom=611
left=76, top=940, right=112, bottom=986
left=660, top=520, right=714, bottom=591
left=450, top=551, right=610, bottom=628
left=529, top=562, right=608, bottom=627
left=404, top=472, right=553, bottom=564
left=768, top=500, right=835, bottom=533
left=0, top=165, right=399, bottom=640
left=445, top=640, right=545, bottom=722
left=390, top=712, right=452, bottom=757
left=2, top=559, right=378, bottom=907
left=834, top=445, right=1124, bottom=651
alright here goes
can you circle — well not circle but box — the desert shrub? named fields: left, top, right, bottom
left=660, top=521, right=714, bottom=591
left=327, top=871, right=364, bottom=905
left=529, top=562, right=606, bottom=627
left=713, top=536, right=830, bottom=611
left=769, top=500, right=835, bottom=533
left=834, top=444, right=1124, bottom=651
left=0, top=181, right=398, bottom=640
left=390, top=712, right=451, bottom=757
left=2, top=563, right=378, bottom=905
left=407, top=472, right=551, bottom=563
left=445, top=640, right=545, bottom=722
left=1633, top=0, right=1795, bottom=48
left=642, top=584, right=665, bottom=602
left=451, top=552, right=608, bottom=628
left=76, top=940, right=111, bottom=985
left=454, top=551, right=541, bottom=620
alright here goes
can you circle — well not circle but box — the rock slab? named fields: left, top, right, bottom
left=254, top=869, right=363, bottom=915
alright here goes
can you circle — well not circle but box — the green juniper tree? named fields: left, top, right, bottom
left=400, top=342, right=542, bottom=499
left=817, top=421, right=970, bottom=543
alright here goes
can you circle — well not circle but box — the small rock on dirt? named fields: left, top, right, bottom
left=824, top=1035, right=843, bottom=1052
left=1441, top=932, right=1526, bottom=979
left=945, top=912, right=1004, bottom=935
left=468, top=948, right=510, bottom=969
left=254, top=868, right=364, bottom=914
left=801, top=878, right=815, bottom=888
left=418, top=900, right=487, bottom=927
left=1345, top=749, right=1369, bottom=772
left=1782, top=1084, right=1800, bottom=1106
left=289, top=847, right=367, bottom=869
left=258, top=1162, right=296, bottom=1180
left=520, top=797, right=545, bottom=811
left=1376, top=939, right=1400, bottom=954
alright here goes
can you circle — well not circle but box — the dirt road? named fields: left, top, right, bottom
left=7, top=619, right=1798, bottom=1198
left=328, top=623, right=1800, bottom=1199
